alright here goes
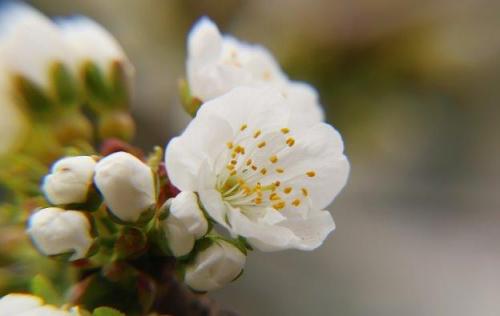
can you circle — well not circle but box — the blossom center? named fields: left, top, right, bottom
left=215, top=123, right=315, bottom=212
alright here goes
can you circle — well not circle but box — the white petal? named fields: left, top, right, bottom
left=18, top=305, right=72, bottom=316
left=56, top=16, right=132, bottom=76
left=0, top=3, right=74, bottom=88
left=94, top=152, right=155, bottom=222
left=280, top=210, right=335, bottom=250
left=276, top=123, right=350, bottom=211
left=198, top=189, right=230, bottom=230
left=169, top=191, right=208, bottom=239
left=0, top=294, right=43, bottom=316
left=187, top=17, right=222, bottom=64
left=196, top=86, right=290, bottom=133
left=162, top=215, right=195, bottom=257
left=227, top=207, right=299, bottom=252
left=27, top=207, right=93, bottom=261
left=165, top=114, right=232, bottom=191
left=284, top=82, right=324, bottom=129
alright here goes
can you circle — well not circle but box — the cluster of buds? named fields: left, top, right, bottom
left=28, top=150, right=246, bottom=292
left=0, top=3, right=134, bottom=162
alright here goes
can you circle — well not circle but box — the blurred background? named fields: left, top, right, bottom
left=23, top=0, right=500, bottom=315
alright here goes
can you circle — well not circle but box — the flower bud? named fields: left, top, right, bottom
left=0, top=294, right=43, bottom=315
left=184, top=240, right=246, bottom=292
left=160, top=214, right=195, bottom=258
left=27, top=207, right=94, bottom=261
left=42, top=156, right=97, bottom=206
left=94, top=152, right=155, bottom=223
left=169, top=191, right=208, bottom=239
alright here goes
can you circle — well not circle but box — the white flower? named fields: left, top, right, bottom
left=0, top=3, right=75, bottom=89
left=160, top=213, right=195, bottom=257
left=0, top=293, right=83, bottom=316
left=56, top=16, right=133, bottom=78
left=42, top=156, right=97, bottom=206
left=166, top=87, right=349, bottom=251
left=94, top=151, right=155, bottom=223
left=186, top=17, right=323, bottom=127
left=27, top=207, right=94, bottom=261
left=169, top=191, right=208, bottom=239
left=0, top=293, right=43, bottom=316
left=184, top=239, right=246, bottom=292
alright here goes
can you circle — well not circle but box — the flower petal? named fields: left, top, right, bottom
left=0, top=294, right=43, bottom=316
left=280, top=210, right=335, bottom=250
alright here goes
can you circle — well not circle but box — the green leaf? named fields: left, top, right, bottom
left=92, top=307, right=125, bottom=316
left=30, top=274, right=61, bottom=305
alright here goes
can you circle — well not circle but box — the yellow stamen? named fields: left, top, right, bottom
left=306, top=171, right=316, bottom=177
left=260, top=168, right=267, bottom=175
left=240, top=124, right=248, bottom=131
left=273, top=201, right=286, bottom=210
left=274, top=181, right=281, bottom=187
left=286, top=137, right=295, bottom=147
left=284, top=187, right=292, bottom=194
left=301, top=188, right=309, bottom=196
left=251, top=165, right=258, bottom=171
left=246, top=159, right=253, bottom=166
left=292, top=199, right=301, bottom=207
left=257, top=141, right=266, bottom=148
left=276, top=168, right=284, bottom=174
left=227, top=142, right=233, bottom=149
left=269, top=155, right=278, bottom=163
left=253, top=130, right=261, bottom=138
left=230, top=159, right=237, bottom=165
left=281, top=128, right=290, bottom=134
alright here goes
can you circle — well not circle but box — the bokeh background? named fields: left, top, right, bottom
left=24, top=0, right=500, bottom=315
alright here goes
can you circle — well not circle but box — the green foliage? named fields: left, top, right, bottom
left=30, top=274, right=61, bottom=305
left=92, top=306, right=125, bottom=316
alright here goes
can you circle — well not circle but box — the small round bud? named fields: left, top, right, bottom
left=160, top=214, right=195, bottom=258
left=184, top=240, right=246, bottom=292
left=27, top=207, right=94, bottom=261
left=94, top=152, right=155, bottom=223
left=169, top=191, right=208, bottom=239
left=42, top=156, right=96, bottom=206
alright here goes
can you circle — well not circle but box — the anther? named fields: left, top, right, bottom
left=301, top=188, right=309, bottom=196
left=292, top=199, right=301, bottom=207
left=286, top=137, right=295, bottom=147
left=306, top=171, right=316, bottom=177
left=240, top=124, right=248, bottom=131
left=276, top=168, right=284, bottom=174
left=227, top=142, right=233, bottom=149
left=257, top=141, right=266, bottom=148
left=253, top=130, right=261, bottom=138
left=269, top=155, right=278, bottom=163
left=281, top=128, right=290, bottom=134
left=284, top=187, right=292, bottom=194
left=272, top=201, right=286, bottom=210
left=260, top=168, right=267, bottom=175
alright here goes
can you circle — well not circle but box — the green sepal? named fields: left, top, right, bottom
left=97, top=110, right=135, bottom=141
left=105, top=204, right=156, bottom=227
left=92, top=306, right=125, bottom=316
left=13, top=75, right=54, bottom=118
left=82, top=61, right=112, bottom=107
left=109, top=60, right=130, bottom=108
left=178, top=78, right=202, bottom=117
left=61, top=185, right=103, bottom=212
left=30, top=274, right=62, bottom=305
left=50, top=62, right=79, bottom=107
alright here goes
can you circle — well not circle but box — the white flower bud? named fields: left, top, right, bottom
left=184, top=240, right=246, bottom=292
left=27, top=207, right=94, bottom=261
left=169, top=191, right=208, bottom=239
left=0, top=294, right=43, bottom=316
left=160, top=214, right=195, bottom=258
left=94, top=152, right=155, bottom=223
left=18, top=305, right=74, bottom=316
left=42, top=156, right=96, bottom=206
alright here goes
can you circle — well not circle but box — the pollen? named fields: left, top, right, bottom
left=281, top=127, right=290, bottom=134
left=269, top=193, right=281, bottom=201
left=269, top=155, right=278, bottom=163
left=292, top=199, right=301, bottom=207
left=240, top=124, right=248, bottom=131
left=251, top=165, right=258, bottom=171
left=226, top=142, right=233, bottom=149
left=235, top=145, right=245, bottom=154
left=274, top=181, right=281, bottom=187
left=275, top=168, right=284, bottom=174
left=306, top=171, right=316, bottom=177
left=253, top=130, right=261, bottom=138
left=283, top=187, right=292, bottom=194
left=286, top=137, right=295, bottom=147
left=246, top=159, right=252, bottom=166
left=260, top=168, right=267, bottom=175
left=257, top=141, right=266, bottom=148
left=230, top=159, right=238, bottom=165
left=272, top=201, right=286, bottom=210
left=301, top=188, right=309, bottom=197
